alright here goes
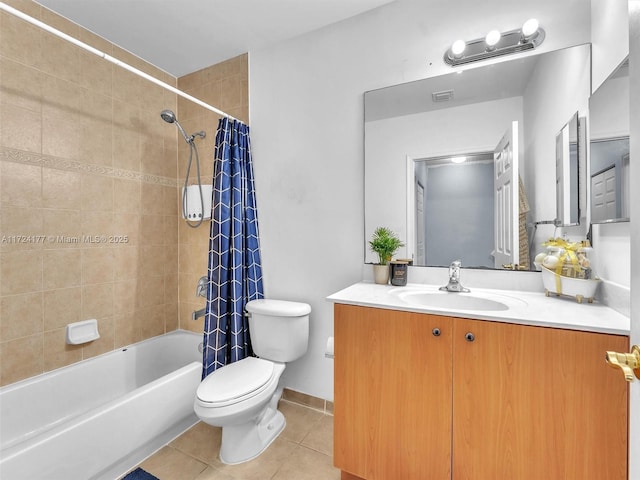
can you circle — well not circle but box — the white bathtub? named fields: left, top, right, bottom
left=0, top=330, right=203, bottom=480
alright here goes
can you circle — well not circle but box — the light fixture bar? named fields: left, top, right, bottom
left=444, top=23, right=545, bottom=67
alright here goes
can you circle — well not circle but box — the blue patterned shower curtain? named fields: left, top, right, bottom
left=202, top=117, right=264, bottom=379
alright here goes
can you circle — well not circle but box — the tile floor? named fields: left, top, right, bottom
left=124, top=401, right=340, bottom=480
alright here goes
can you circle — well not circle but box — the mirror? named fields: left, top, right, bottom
left=589, top=58, right=630, bottom=223
left=555, top=112, right=581, bottom=226
left=364, top=44, right=591, bottom=269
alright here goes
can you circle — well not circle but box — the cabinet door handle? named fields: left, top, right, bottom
left=432, top=328, right=441, bottom=337
left=465, top=332, right=475, bottom=342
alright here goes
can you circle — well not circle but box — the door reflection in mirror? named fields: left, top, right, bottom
left=591, top=137, right=630, bottom=222
left=589, top=57, right=630, bottom=223
left=411, top=152, right=494, bottom=268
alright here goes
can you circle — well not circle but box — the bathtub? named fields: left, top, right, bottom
left=0, top=330, right=203, bottom=480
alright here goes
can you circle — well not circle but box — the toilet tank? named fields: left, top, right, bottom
left=246, top=299, right=310, bottom=363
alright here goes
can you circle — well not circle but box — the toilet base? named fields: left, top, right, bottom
left=219, top=407, right=286, bottom=465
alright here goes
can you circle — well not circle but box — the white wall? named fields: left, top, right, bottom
left=591, top=0, right=629, bottom=92
left=249, top=0, right=591, bottom=400
left=590, top=76, right=631, bottom=139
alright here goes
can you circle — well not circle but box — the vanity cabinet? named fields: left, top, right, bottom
left=333, top=304, right=629, bottom=480
left=334, top=304, right=453, bottom=479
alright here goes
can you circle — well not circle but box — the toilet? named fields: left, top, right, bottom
left=194, top=299, right=311, bottom=464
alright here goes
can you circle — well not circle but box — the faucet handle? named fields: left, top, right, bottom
left=449, top=260, right=461, bottom=280
left=196, top=275, right=208, bottom=298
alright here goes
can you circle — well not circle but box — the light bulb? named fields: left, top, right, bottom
left=522, top=18, right=539, bottom=38
left=451, top=39, right=466, bottom=57
left=485, top=29, right=501, bottom=48
left=451, top=156, right=467, bottom=164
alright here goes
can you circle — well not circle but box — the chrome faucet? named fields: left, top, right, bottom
left=192, top=276, right=208, bottom=320
left=440, top=260, right=470, bottom=293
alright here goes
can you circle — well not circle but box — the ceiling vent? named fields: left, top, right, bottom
left=432, top=89, right=454, bottom=102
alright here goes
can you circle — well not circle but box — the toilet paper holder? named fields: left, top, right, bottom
left=325, top=336, right=334, bottom=359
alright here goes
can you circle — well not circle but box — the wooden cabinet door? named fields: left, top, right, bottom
left=334, top=304, right=453, bottom=479
left=452, top=319, right=628, bottom=480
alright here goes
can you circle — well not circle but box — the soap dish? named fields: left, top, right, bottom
left=66, top=319, right=100, bottom=345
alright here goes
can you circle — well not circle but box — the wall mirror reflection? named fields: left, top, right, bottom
left=555, top=112, right=581, bottom=226
left=364, top=44, right=591, bottom=270
left=589, top=58, right=630, bottom=223
left=409, top=152, right=495, bottom=268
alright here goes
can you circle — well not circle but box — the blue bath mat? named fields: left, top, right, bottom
left=122, top=467, right=160, bottom=480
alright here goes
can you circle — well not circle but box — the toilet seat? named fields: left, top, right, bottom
left=196, top=357, right=275, bottom=407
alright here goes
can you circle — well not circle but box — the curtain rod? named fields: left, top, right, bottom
left=0, top=2, right=239, bottom=122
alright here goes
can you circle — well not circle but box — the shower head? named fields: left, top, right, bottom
left=160, top=109, right=191, bottom=143
left=160, top=109, right=176, bottom=124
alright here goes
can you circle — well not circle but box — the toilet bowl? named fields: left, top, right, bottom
left=194, top=357, right=286, bottom=464
left=194, top=299, right=310, bottom=464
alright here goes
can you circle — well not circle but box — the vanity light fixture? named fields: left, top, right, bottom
left=484, top=30, right=501, bottom=50
left=450, top=39, right=466, bottom=58
left=444, top=19, right=545, bottom=66
left=521, top=18, right=540, bottom=39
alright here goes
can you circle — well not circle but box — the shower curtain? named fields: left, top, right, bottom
left=202, top=117, right=264, bottom=379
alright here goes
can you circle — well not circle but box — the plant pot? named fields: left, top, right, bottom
left=373, top=264, right=390, bottom=285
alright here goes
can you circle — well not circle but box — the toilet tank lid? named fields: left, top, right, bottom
left=246, top=299, right=311, bottom=316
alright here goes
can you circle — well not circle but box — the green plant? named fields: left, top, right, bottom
left=369, top=227, right=404, bottom=265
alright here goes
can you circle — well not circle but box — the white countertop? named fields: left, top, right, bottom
left=327, top=282, right=630, bottom=335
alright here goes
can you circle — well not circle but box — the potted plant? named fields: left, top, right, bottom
left=369, top=227, right=404, bottom=284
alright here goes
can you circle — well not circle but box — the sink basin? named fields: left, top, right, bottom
left=391, top=288, right=527, bottom=312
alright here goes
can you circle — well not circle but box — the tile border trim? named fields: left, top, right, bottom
left=0, top=147, right=179, bottom=187
left=282, top=388, right=334, bottom=415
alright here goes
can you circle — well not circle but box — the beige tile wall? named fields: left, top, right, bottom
left=0, top=1, right=249, bottom=387
left=175, top=55, right=249, bottom=335
left=0, top=0, right=181, bottom=386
